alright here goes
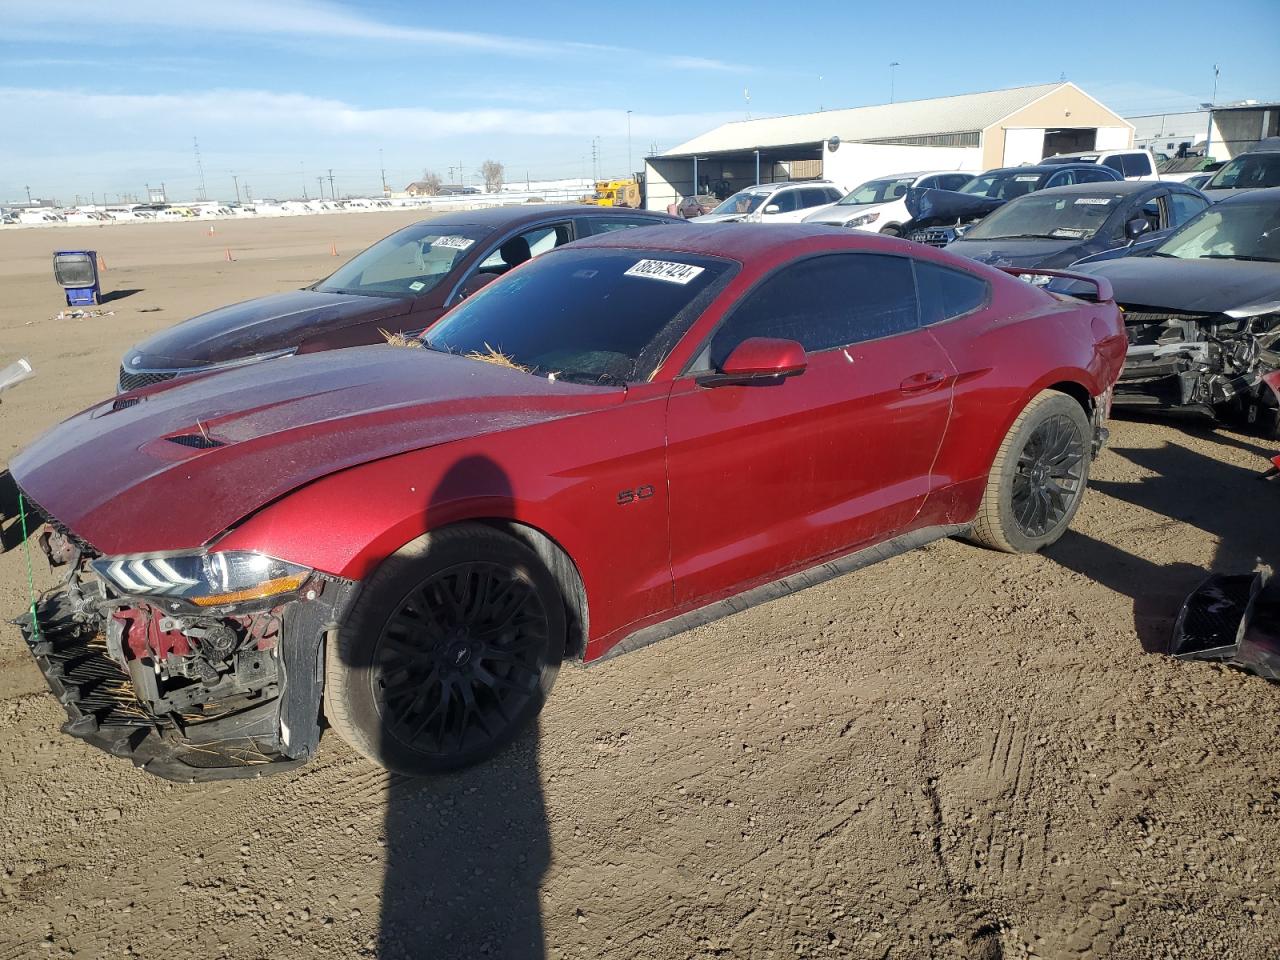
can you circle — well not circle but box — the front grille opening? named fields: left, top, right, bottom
left=167, top=433, right=224, bottom=449
left=112, top=397, right=140, bottom=411
left=118, top=366, right=179, bottom=393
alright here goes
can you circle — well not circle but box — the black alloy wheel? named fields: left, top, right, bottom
left=1010, top=413, right=1087, bottom=539
left=372, top=561, right=549, bottom=757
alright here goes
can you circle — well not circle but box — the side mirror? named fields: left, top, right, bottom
left=1125, top=217, right=1152, bottom=240
left=698, top=337, right=807, bottom=387
left=763, top=204, right=781, bottom=214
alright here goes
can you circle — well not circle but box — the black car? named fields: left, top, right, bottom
left=945, top=181, right=1209, bottom=269
left=902, top=162, right=1122, bottom=246
left=117, top=205, right=682, bottom=393
left=1073, top=188, right=1280, bottom=435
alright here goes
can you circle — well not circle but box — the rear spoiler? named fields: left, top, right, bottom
left=997, top=267, right=1114, bottom=305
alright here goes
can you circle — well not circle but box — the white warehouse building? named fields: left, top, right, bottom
left=644, top=82, right=1133, bottom=211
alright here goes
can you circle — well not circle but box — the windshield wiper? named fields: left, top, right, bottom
left=1199, top=254, right=1280, bottom=262
left=985, top=233, right=1075, bottom=241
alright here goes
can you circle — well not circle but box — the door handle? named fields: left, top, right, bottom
left=899, top=370, right=947, bottom=393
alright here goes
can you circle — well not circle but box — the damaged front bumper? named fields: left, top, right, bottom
left=8, top=501, right=356, bottom=781
left=1116, top=308, right=1280, bottom=428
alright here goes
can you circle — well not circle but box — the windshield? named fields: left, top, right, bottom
left=960, top=171, right=1046, bottom=201
left=424, top=248, right=736, bottom=382
left=708, top=190, right=768, bottom=216
left=1153, top=200, right=1280, bottom=262
left=1205, top=153, right=1280, bottom=191
left=837, top=177, right=915, bottom=206
left=963, top=192, right=1121, bottom=241
left=314, top=223, right=492, bottom=297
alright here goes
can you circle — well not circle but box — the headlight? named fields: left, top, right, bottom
left=92, top=551, right=311, bottom=607
left=846, top=211, right=880, bottom=228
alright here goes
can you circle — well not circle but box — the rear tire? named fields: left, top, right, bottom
left=969, top=391, right=1092, bottom=554
left=325, top=524, right=564, bottom=774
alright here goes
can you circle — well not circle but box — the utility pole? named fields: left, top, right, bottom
left=890, top=62, right=900, bottom=103
left=231, top=174, right=240, bottom=204
left=244, top=182, right=252, bottom=202
left=317, top=176, right=325, bottom=200
left=591, top=137, right=599, bottom=181
left=626, top=109, right=633, bottom=176
left=327, top=168, right=336, bottom=201
left=193, top=136, right=207, bottom=201
left=379, top=148, right=387, bottom=196
left=25, top=185, right=31, bottom=205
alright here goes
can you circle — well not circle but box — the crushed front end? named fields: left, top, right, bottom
left=1116, top=304, right=1280, bottom=432
left=8, top=486, right=355, bottom=782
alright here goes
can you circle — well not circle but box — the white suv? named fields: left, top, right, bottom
left=1042, top=149, right=1161, bottom=181
left=801, top=171, right=974, bottom=234
left=694, top=181, right=845, bottom=223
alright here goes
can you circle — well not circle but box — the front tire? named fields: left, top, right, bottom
left=969, top=391, right=1092, bottom=553
left=325, top=524, right=564, bottom=774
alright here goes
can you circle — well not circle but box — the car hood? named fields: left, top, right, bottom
left=10, top=346, right=621, bottom=556
left=127, top=289, right=415, bottom=367
left=802, top=200, right=890, bottom=226
left=692, top=210, right=755, bottom=223
left=946, top=237, right=1084, bottom=268
left=903, top=188, right=1005, bottom=229
left=1076, top=257, right=1280, bottom=313
left=1201, top=187, right=1256, bottom=202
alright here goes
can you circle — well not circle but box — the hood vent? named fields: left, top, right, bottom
left=167, top=433, right=224, bottom=449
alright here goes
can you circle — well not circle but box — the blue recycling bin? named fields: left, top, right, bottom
left=53, top=250, right=101, bottom=306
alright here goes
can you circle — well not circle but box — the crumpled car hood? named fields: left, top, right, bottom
left=946, top=238, right=1082, bottom=268
left=10, top=346, right=620, bottom=556
left=903, top=188, right=1005, bottom=229
left=1077, top=257, right=1280, bottom=313
left=691, top=211, right=749, bottom=223
left=127, top=289, right=414, bottom=366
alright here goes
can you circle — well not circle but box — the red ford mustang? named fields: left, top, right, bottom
left=2, top=225, right=1125, bottom=781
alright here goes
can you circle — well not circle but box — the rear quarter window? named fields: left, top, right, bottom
left=916, top=261, right=990, bottom=325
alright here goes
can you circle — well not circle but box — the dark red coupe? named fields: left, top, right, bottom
left=3, top=225, right=1125, bottom=781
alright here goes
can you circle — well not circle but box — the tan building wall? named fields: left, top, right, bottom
left=980, top=84, right=1133, bottom=168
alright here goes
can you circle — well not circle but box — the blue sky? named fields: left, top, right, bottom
left=2, top=0, right=1278, bottom=203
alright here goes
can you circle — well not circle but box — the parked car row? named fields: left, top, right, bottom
left=4, top=204, right=1129, bottom=781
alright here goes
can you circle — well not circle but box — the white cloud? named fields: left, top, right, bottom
left=0, top=0, right=745, bottom=71
left=1, top=86, right=733, bottom=139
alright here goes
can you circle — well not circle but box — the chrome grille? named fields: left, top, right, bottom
left=908, top=227, right=956, bottom=247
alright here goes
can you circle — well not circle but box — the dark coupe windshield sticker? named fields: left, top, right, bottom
left=433, top=236, right=475, bottom=250
left=624, top=259, right=705, bottom=285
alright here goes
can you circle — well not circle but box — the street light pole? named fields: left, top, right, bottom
left=890, top=62, right=900, bottom=103
left=1204, top=64, right=1220, bottom=159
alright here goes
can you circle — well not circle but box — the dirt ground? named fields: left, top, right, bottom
left=1, top=214, right=1277, bottom=960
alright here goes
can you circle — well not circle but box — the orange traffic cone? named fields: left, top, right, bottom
left=329, top=241, right=338, bottom=256
left=224, top=248, right=235, bottom=262
left=97, top=253, right=106, bottom=271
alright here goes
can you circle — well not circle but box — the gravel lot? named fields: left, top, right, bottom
left=1, top=213, right=1277, bottom=960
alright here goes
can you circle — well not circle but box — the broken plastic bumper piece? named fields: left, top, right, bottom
left=1171, top=571, right=1280, bottom=681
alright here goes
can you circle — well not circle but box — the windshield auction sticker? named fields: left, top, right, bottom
left=624, top=259, right=705, bottom=284
left=1074, top=197, right=1112, bottom=205
left=433, top=236, right=475, bottom=250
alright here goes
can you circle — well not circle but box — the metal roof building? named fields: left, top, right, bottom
left=644, top=82, right=1133, bottom=211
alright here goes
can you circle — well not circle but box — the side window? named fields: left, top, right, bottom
left=1138, top=195, right=1165, bottom=230
left=915, top=176, right=942, bottom=190
left=585, top=217, right=661, bottom=235
left=941, top=174, right=972, bottom=191
left=476, top=222, right=573, bottom=274
left=1046, top=170, right=1076, bottom=188
left=1169, top=192, right=1208, bottom=227
left=767, top=190, right=799, bottom=213
left=1078, top=167, right=1114, bottom=183
left=1102, top=156, right=1125, bottom=176
left=824, top=187, right=843, bottom=203
left=799, top=187, right=830, bottom=208
left=916, top=261, right=990, bottom=326
left=1121, top=153, right=1154, bottom=178
left=709, top=254, right=917, bottom=366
